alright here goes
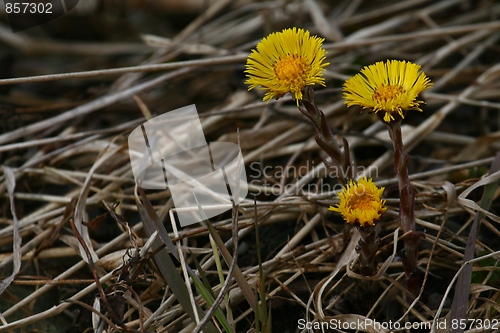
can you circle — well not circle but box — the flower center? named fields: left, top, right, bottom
left=372, top=84, right=406, bottom=102
left=350, top=194, right=373, bottom=211
left=274, top=55, right=308, bottom=83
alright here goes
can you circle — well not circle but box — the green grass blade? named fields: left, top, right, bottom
left=204, top=219, right=258, bottom=314
left=189, top=269, right=235, bottom=333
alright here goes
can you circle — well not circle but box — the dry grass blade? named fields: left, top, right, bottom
left=136, top=188, right=218, bottom=333
left=68, top=219, right=124, bottom=331
left=0, top=54, right=246, bottom=86
left=306, top=0, right=343, bottom=42
left=0, top=67, right=192, bottom=146
left=449, top=152, right=500, bottom=332
left=137, top=188, right=179, bottom=260
left=457, top=169, right=500, bottom=223
left=313, top=231, right=361, bottom=321
left=0, top=167, right=21, bottom=295
left=74, top=146, right=122, bottom=263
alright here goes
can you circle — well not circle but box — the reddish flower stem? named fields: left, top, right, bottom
left=385, top=120, right=423, bottom=290
left=385, top=121, right=414, bottom=233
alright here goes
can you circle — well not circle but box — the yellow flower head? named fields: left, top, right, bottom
left=245, top=27, right=329, bottom=104
left=329, top=177, right=386, bottom=227
left=343, top=60, right=432, bottom=122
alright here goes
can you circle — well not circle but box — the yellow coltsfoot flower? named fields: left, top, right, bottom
left=245, top=27, right=329, bottom=104
left=329, top=177, right=386, bottom=227
left=343, top=60, right=432, bottom=122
